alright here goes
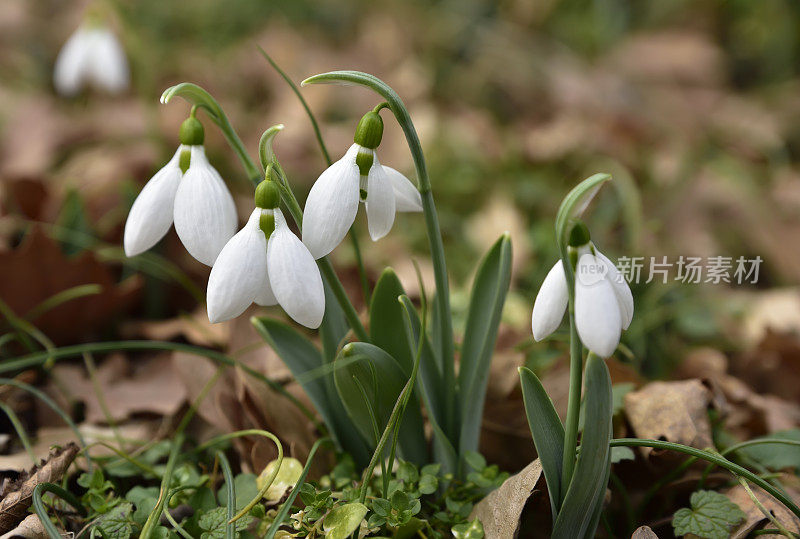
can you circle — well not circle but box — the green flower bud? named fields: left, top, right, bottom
left=259, top=211, right=275, bottom=236
left=255, top=179, right=281, bottom=209
left=179, top=148, right=191, bottom=174
left=179, top=116, right=204, bottom=146
left=355, top=146, right=374, bottom=177
left=353, top=111, right=383, bottom=150
left=567, top=221, right=591, bottom=248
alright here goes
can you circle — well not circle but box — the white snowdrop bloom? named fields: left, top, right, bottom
left=54, top=24, right=129, bottom=96
left=124, top=116, right=236, bottom=266
left=531, top=233, right=633, bottom=358
left=302, top=109, right=421, bottom=259
left=207, top=185, right=325, bottom=328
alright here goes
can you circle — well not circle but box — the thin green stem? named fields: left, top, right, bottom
left=32, top=482, right=87, bottom=539
left=25, top=284, right=102, bottom=321
left=739, top=477, right=796, bottom=538
left=265, top=438, right=332, bottom=539
left=0, top=402, right=36, bottom=465
left=0, top=378, right=92, bottom=471
left=302, top=71, right=455, bottom=425
left=0, top=340, right=317, bottom=423
left=560, top=312, right=583, bottom=504
left=141, top=366, right=223, bottom=538
left=609, top=438, right=800, bottom=520
left=83, top=353, right=124, bottom=447
left=217, top=451, right=236, bottom=539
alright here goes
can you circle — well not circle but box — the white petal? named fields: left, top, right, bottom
left=86, top=28, right=129, bottom=93
left=365, top=155, right=396, bottom=241
left=173, top=146, right=237, bottom=266
left=575, top=253, right=622, bottom=358
left=123, top=146, right=183, bottom=257
left=54, top=27, right=92, bottom=96
left=206, top=209, right=267, bottom=323
left=382, top=166, right=422, bottom=212
left=254, top=271, right=278, bottom=306
left=531, top=260, right=569, bottom=341
left=301, top=144, right=360, bottom=259
left=595, top=250, right=634, bottom=330
left=268, top=209, right=325, bottom=328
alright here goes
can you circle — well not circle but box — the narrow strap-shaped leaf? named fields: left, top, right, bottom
left=519, top=367, right=566, bottom=518
left=333, top=343, right=428, bottom=464
left=319, top=278, right=349, bottom=365
left=398, top=296, right=458, bottom=472
left=457, top=234, right=513, bottom=456
left=370, top=268, right=415, bottom=375
left=252, top=317, right=370, bottom=465
left=552, top=354, right=612, bottom=539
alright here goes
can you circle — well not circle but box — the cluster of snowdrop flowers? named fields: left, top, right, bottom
left=206, top=176, right=325, bottom=328
left=54, top=17, right=129, bottom=97
left=302, top=105, right=423, bottom=259
left=123, top=112, right=237, bottom=266
left=531, top=222, right=634, bottom=358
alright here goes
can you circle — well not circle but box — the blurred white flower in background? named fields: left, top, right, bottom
left=54, top=22, right=129, bottom=96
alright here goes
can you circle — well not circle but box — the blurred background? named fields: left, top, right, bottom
left=2, top=0, right=800, bottom=477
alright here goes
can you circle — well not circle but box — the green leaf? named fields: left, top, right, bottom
left=418, top=474, right=438, bottom=495
left=672, top=490, right=746, bottom=539
left=198, top=506, right=254, bottom=539
left=95, top=502, right=133, bottom=539
left=463, top=451, right=486, bottom=472
left=257, top=457, right=304, bottom=502
left=370, top=268, right=415, bottom=375
left=333, top=342, right=427, bottom=464
left=323, top=502, right=368, bottom=539
left=398, top=295, right=454, bottom=468
left=319, top=278, right=349, bottom=364
left=739, top=429, right=800, bottom=472
left=252, top=317, right=370, bottom=466
left=552, top=354, right=612, bottom=539
left=451, top=518, right=485, bottom=539
left=519, top=366, right=565, bottom=517
left=458, top=234, right=513, bottom=455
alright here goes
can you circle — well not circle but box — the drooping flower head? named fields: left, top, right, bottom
left=302, top=105, right=423, bottom=259
left=54, top=14, right=129, bottom=97
left=124, top=112, right=237, bottom=265
left=206, top=175, right=325, bottom=328
left=531, top=222, right=633, bottom=358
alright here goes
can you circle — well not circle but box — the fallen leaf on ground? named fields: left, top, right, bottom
left=469, top=459, right=544, bottom=538
left=726, top=483, right=800, bottom=538
left=631, top=525, right=659, bottom=538
left=0, top=514, right=47, bottom=539
left=624, top=380, right=715, bottom=459
left=0, top=443, right=79, bottom=534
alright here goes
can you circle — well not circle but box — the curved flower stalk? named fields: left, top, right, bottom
left=124, top=112, right=237, bottom=266
left=531, top=223, right=633, bottom=358
left=302, top=105, right=422, bottom=259
left=207, top=178, right=325, bottom=329
left=54, top=20, right=129, bottom=96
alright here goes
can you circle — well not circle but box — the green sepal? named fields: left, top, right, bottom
left=179, top=116, right=204, bottom=146
left=255, top=180, right=281, bottom=209
left=179, top=148, right=191, bottom=174
left=353, top=110, right=384, bottom=149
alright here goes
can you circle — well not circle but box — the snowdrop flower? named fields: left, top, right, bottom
left=531, top=223, right=633, bottom=358
left=54, top=21, right=129, bottom=96
left=207, top=179, right=325, bottom=328
left=302, top=106, right=422, bottom=259
left=124, top=114, right=237, bottom=266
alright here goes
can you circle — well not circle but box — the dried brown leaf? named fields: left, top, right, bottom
left=631, top=526, right=659, bottom=539
left=0, top=514, right=47, bottom=539
left=624, top=380, right=715, bottom=458
left=469, top=459, right=544, bottom=538
left=0, top=443, right=79, bottom=534
left=725, top=483, right=800, bottom=538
